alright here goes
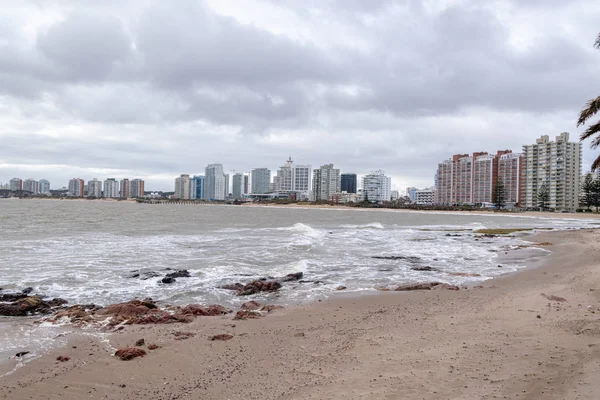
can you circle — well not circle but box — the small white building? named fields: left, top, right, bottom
left=414, top=188, right=435, bottom=205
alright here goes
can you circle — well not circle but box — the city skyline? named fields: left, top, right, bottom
left=1, top=2, right=600, bottom=193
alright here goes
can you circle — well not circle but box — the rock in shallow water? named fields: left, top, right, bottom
left=161, top=276, right=176, bottom=284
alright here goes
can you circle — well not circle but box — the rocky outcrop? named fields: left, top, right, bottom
left=234, top=310, right=262, bottom=320
left=378, top=282, right=461, bottom=291
left=173, top=331, right=195, bottom=340
left=179, top=304, right=231, bottom=316
left=279, top=272, right=303, bottom=282
left=411, top=266, right=439, bottom=272
left=115, top=348, right=146, bottom=361
left=56, top=355, right=70, bottom=362
left=541, top=293, right=567, bottom=302
left=447, top=272, right=481, bottom=277
left=336, top=286, right=347, bottom=290
left=165, top=270, right=191, bottom=279
left=260, top=305, right=284, bottom=313
left=135, top=339, right=145, bottom=347
left=372, top=255, right=421, bottom=262
left=161, top=276, right=176, bottom=284
left=240, top=301, right=262, bottom=311
left=210, top=334, right=234, bottom=341
left=221, top=280, right=282, bottom=296
left=127, top=270, right=162, bottom=280
left=0, top=295, right=68, bottom=316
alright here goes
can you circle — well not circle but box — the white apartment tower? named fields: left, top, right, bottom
left=174, top=174, right=191, bottom=199
left=521, top=132, right=581, bottom=210
left=204, top=164, right=225, bottom=200
left=312, top=164, right=340, bottom=201
left=39, top=179, right=50, bottom=194
left=103, top=178, right=120, bottom=198
left=87, top=178, right=102, bottom=197
left=251, top=168, right=271, bottom=194
left=273, top=157, right=294, bottom=192
left=362, top=170, right=392, bottom=202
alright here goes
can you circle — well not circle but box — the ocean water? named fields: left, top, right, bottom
left=0, top=199, right=597, bottom=371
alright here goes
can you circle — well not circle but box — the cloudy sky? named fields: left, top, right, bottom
left=1, top=0, right=600, bottom=191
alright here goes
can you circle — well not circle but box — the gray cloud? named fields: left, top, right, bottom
left=1, top=0, right=599, bottom=191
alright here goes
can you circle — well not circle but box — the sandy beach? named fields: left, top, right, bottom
left=1, top=228, right=599, bottom=399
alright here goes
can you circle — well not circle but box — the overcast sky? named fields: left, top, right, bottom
left=1, top=0, right=600, bottom=191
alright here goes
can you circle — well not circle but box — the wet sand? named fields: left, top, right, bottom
left=2, top=229, right=600, bottom=399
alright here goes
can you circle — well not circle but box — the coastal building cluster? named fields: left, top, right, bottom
left=0, top=177, right=145, bottom=198
left=173, top=157, right=392, bottom=203
left=428, top=132, right=582, bottom=210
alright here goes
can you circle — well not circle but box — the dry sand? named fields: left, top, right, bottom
left=2, top=229, right=600, bottom=399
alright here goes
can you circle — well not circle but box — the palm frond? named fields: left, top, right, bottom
left=580, top=120, right=600, bottom=143
left=592, top=155, right=600, bottom=172
left=578, top=96, right=600, bottom=127
left=595, top=32, right=600, bottom=49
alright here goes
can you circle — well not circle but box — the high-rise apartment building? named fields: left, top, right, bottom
left=312, top=164, right=340, bottom=201
left=232, top=173, right=244, bottom=199
left=129, top=179, right=145, bottom=198
left=68, top=178, right=85, bottom=197
left=191, top=176, right=204, bottom=200
left=294, top=165, right=311, bottom=193
left=205, top=164, right=225, bottom=200
left=521, top=132, right=581, bottom=210
left=87, top=178, right=102, bottom=197
left=103, top=178, right=120, bottom=198
left=362, top=170, right=391, bottom=202
left=273, top=157, right=294, bottom=192
left=39, top=179, right=50, bottom=194
left=22, top=179, right=39, bottom=195
left=341, top=173, right=357, bottom=193
left=9, top=178, right=22, bottom=192
left=406, top=187, right=418, bottom=202
left=120, top=179, right=130, bottom=198
left=251, top=168, right=271, bottom=194
left=174, top=174, right=191, bottom=199
left=224, top=174, right=230, bottom=198
left=243, top=174, right=250, bottom=194
left=435, top=151, right=520, bottom=205
left=498, top=152, right=523, bottom=206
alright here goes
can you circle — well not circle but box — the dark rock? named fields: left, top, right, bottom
left=336, top=286, right=347, bottom=290
left=391, top=282, right=460, bottom=291
left=47, top=298, right=68, bottom=307
left=56, top=355, right=70, bottom=362
left=179, top=304, right=231, bottom=316
left=15, top=351, right=29, bottom=358
left=0, top=293, right=28, bottom=302
left=172, top=331, right=195, bottom=340
left=22, top=287, right=34, bottom=294
left=147, top=344, right=160, bottom=350
left=411, top=266, right=439, bottom=272
left=541, top=293, right=567, bottom=302
left=372, top=255, right=421, bottom=262
left=114, top=348, right=146, bottom=361
left=233, top=310, right=262, bottom=320
left=128, top=270, right=161, bottom=280
left=260, top=305, right=284, bottom=313
left=240, top=301, right=262, bottom=311
left=447, top=272, right=481, bottom=277
left=135, top=339, right=145, bottom=347
left=165, top=270, right=191, bottom=279
left=161, top=277, right=176, bottom=284
left=237, top=280, right=282, bottom=296
left=220, top=283, right=244, bottom=291
left=0, top=296, right=52, bottom=316
left=280, top=272, right=303, bottom=282
left=210, top=334, right=234, bottom=341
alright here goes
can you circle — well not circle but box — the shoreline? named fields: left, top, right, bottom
left=2, top=229, right=600, bottom=399
left=5, top=197, right=600, bottom=221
